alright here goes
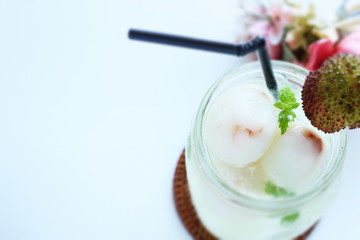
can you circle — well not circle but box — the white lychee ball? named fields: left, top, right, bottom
left=205, top=86, right=277, bottom=166
left=261, top=124, right=327, bottom=192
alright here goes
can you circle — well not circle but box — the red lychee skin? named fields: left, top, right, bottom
left=301, top=53, right=360, bottom=133
left=301, top=70, right=337, bottom=133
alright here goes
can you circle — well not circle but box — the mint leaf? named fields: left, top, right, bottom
left=264, top=181, right=295, bottom=198
left=288, top=102, right=300, bottom=109
left=281, top=212, right=300, bottom=224
left=273, top=102, right=287, bottom=109
left=274, top=87, right=300, bottom=135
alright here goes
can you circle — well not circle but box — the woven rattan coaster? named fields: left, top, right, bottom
left=173, top=150, right=317, bottom=240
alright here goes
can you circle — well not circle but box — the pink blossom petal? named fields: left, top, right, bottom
left=257, top=5, right=267, bottom=15
left=268, top=2, right=283, bottom=17
left=306, top=39, right=336, bottom=71
left=281, top=10, right=294, bottom=22
left=336, top=31, right=360, bottom=55
left=268, top=23, right=284, bottom=45
left=249, top=21, right=271, bottom=36
left=266, top=2, right=293, bottom=45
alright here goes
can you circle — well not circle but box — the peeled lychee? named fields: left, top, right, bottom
left=205, top=86, right=278, bottom=165
left=261, top=124, right=327, bottom=192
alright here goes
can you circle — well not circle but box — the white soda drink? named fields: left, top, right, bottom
left=185, top=61, right=346, bottom=240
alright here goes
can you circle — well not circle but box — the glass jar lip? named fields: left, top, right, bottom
left=192, top=60, right=347, bottom=211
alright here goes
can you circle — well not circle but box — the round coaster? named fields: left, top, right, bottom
left=173, top=150, right=317, bottom=240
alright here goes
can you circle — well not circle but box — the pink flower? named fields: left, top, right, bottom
left=266, top=3, right=293, bottom=45
left=244, top=2, right=294, bottom=59
left=306, top=31, right=360, bottom=71
left=335, top=31, right=360, bottom=55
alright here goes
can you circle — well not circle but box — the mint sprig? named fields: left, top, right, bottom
left=274, top=87, right=300, bottom=135
left=281, top=212, right=300, bottom=224
left=264, top=181, right=295, bottom=198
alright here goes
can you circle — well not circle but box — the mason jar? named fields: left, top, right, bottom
left=185, top=61, right=347, bottom=240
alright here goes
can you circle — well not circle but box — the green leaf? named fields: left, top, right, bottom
left=281, top=212, right=300, bottom=224
left=279, top=87, right=296, bottom=102
left=273, top=102, right=287, bottom=109
left=274, top=87, right=300, bottom=135
left=288, top=102, right=300, bottom=109
left=278, top=115, right=290, bottom=135
left=264, top=181, right=295, bottom=198
left=281, top=110, right=296, bottom=120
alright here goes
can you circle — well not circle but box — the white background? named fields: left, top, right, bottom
left=0, top=0, right=359, bottom=239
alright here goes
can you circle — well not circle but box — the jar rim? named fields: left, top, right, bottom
left=191, top=60, right=347, bottom=211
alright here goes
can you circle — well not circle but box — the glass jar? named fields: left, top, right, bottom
left=185, top=61, right=347, bottom=240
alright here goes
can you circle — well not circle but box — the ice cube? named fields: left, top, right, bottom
left=260, top=124, right=327, bottom=192
left=205, top=86, right=278, bottom=165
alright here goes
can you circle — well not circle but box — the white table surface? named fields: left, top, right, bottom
left=0, top=0, right=359, bottom=239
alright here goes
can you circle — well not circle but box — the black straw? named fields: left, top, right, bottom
left=129, top=29, right=265, bottom=57
left=257, top=46, right=278, bottom=99
left=128, top=29, right=278, bottom=98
